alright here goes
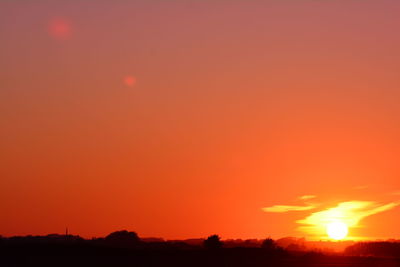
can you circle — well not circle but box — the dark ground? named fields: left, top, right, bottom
left=1, top=243, right=399, bottom=267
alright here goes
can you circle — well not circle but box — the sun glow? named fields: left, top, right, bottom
left=295, top=201, right=399, bottom=240
left=326, top=221, right=348, bottom=240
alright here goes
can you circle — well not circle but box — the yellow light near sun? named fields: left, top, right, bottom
left=326, top=221, right=348, bottom=240
left=296, top=201, right=374, bottom=240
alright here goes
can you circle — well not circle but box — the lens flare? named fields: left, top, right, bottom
left=49, top=18, right=72, bottom=40
left=124, top=76, right=136, bottom=87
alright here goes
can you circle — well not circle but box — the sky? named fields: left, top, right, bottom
left=1, top=0, right=400, bottom=240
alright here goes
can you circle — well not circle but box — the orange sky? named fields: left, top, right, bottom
left=1, top=1, right=400, bottom=240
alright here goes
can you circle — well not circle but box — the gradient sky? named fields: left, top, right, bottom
left=1, top=0, right=400, bottom=240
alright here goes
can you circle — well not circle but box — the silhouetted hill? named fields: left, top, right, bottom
left=141, top=237, right=165, bottom=243
left=0, top=232, right=399, bottom=266
left=345, top=241, right=400, bottom=258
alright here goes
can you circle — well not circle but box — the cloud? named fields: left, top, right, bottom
left=297, top=201, right=399, bottom=238
left=262, top=204, right=316, bottom=213
left=299, top=195, right=316, bottom=200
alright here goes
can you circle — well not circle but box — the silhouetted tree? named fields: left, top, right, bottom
left=104, top=230, right=140, bottom=247
left=344, top=241, right=400, bottom=258
left=261, top=238, right=276, bottom=250
left=204, top=235, right=223, bottom=249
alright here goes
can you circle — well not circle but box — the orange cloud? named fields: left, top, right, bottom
left=299, top=195, right=316, bottom=200
left=262, top=204, right=316, bottom=213
left=297, top=201, right=399, bottom=240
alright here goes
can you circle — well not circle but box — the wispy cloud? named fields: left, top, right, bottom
left=299, top=195, right=316, bottom=200
left=262, top=204, right=316, bottom=213
left=297, top=201, right=399, bottom=239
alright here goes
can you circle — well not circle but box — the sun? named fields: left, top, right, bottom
left=326, top=221, right=348, bottom=240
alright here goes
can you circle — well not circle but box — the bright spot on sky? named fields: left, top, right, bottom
left=326, top=221, right=348, bottom=240
left=296, top=201, right=398, bottom=240
left=124, top=76, right=137, bottom=87
left=49, top=18, right=72, bottom=40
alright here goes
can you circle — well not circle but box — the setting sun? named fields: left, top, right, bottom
left=326, top=221, right=348, bottom=240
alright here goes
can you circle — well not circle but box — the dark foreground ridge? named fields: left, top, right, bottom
left=1, top=231, right=399, bottom=267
